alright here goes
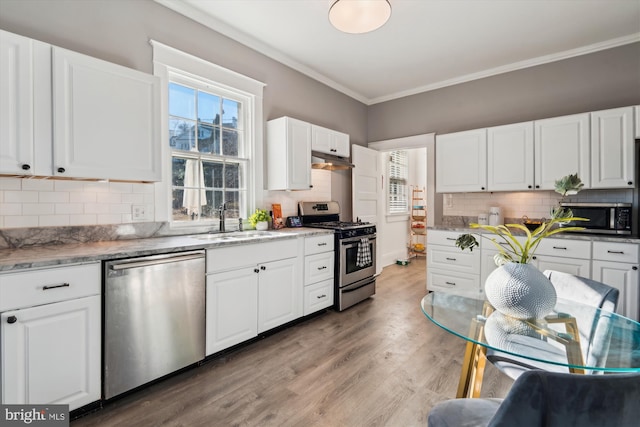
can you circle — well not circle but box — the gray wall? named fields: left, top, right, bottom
left=0, top=0, right=367, bottom=217
left=368, top=42, right=640, bottom=141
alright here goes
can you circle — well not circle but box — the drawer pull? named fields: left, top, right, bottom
left=607, top=250, right=625, bottom=254
left=42, top=283, right=70, bottom=291
left=445, top=281, right=456, bottom=286
left=445, top=257, right=457, bottom=261
left=318, top=242, right=327, bottom=246
left=317, top=266, right=327, bottom=270
left=7, top=316, right=17, bottom=324
left=552, top=246, right=567, bottom=250
left=317, top=294, right=326, bottom=299
left=446, top=238, right=457, bottom=241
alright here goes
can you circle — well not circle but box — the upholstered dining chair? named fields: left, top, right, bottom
left=486, top=270, right=620, bottom=379
left=427, top=370, right=640, bottom=427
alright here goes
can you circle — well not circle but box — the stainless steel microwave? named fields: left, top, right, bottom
left=559, top=202, right=632, bottom=235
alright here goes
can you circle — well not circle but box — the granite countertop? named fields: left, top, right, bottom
left=0, top=228, right=332, bottom=272
left=428, top=225, right=640, bottom=244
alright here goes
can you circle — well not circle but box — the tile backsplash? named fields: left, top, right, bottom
left=442, top=188, right=633, bottom=221
left=0, top=177, right=155, bottom=229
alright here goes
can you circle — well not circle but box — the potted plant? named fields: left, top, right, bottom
left=248, top=208, right=271, bottom=231
left=455, top=174, right=587, bottom=319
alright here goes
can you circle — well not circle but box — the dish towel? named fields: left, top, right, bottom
left=356, top=238, right=371, bottom=267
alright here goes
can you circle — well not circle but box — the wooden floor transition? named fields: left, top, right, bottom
left=73, top=257, right=513, bottom=427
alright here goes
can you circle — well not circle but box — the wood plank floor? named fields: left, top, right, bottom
left=73, top=257, right=512, bottom=427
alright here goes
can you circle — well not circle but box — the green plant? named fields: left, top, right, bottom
left=248, top=208, right=270, bottom=227
left=456, top=174, right=588, bottom=265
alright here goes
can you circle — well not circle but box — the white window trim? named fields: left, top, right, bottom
left=151, top=40, right=266, bottom=229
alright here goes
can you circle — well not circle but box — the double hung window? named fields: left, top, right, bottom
left=387, top=150, right=408, bottom=214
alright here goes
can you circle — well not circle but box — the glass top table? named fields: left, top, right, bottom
left=421, top=292, right=640, bottom=398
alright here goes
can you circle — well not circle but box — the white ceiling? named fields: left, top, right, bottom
left=156, top=0, right=640, bottom=105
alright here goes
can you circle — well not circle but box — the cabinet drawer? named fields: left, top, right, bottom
left=304, top=279, right=334, bottom=315
left=535, top=238, right=591, bottom=259
left=305, top=252, right=334, bottom=284
left=304, top=234, right=334, bottom=255
left=427, top=230, right=470, bottom=248
left=427, top=245, right=480, bottom=274
left=206, top=239, right=297, bottom=273
left=427, top=268, right=481, bottom=297
left=593, top=241, right=639, bottom=264
left=0, top=262, right=101, bottom=312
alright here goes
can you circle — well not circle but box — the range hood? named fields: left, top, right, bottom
left=311, top=150, right=354, bottom=170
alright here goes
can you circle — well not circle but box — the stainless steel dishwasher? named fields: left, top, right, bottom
left=103, top=250, right=205, bottom=399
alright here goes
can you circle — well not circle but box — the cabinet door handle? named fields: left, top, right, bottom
left=42, top=283, right=70, bottom=291
left=445, top=257, right=457, bottom=261
left=317, top=294, right=326, bottom=299
left=317, top=266, right=327, bottom=270
left=552, top=246, right=567, bottom=250
left=57, top=167, right=66, bottom=173
left=7, top=316, right=17, bottom=324
left=445, top=281, right=456, bottom=286
left=446, top=238, right=456, bottom=241
left=254, top=268, right=259, bottom=273
left=317, top=242, right=327, bottom=246
left=21, top=164, right=31, bottom=171
left=633, top=266, right=638, bottom=271
left=260, top=265, right=266, bottom=271
left=607, top=250, right=625, bottom=254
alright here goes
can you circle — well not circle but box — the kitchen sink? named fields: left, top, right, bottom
left=188, top=230, right=279, bottom=241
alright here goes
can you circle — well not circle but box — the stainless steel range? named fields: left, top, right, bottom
left=298, top=201, right=376, bottom=311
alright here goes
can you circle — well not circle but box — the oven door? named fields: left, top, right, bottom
left=338, top=235, right=376, bottom=287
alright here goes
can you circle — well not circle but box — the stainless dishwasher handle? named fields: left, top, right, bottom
left=110, top=252, right=205, bottom=271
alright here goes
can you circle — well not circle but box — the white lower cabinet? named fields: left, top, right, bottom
left=591, top=241, right=639, bottom=321
left=427, top=230, right=481, bottom=297
left=530, top=237, right=592, bottom=278
left=0, top=263, right=101, bottom=411
left=303, top=234, right=334, bottom=314
left=205, top=239, right=302, bottom=355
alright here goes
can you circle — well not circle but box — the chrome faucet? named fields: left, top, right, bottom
left=218, top=202, right=227, bottom=232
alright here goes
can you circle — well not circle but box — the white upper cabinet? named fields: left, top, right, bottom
left=534, top=113, right=591, bottom=190
left=635, top=105, right=640, bottom=139
left=0, top=30, right=52, bottom=176
left=266, top=116, right=312, bottom=190
left=311, top=124, right=350, bottom=158
left=590, top=106, right=634, bottom=189
left=52, top=47, right=161, bottom=181
left=436, top=129, right=487, bottom=193
left=487, top=121, right=534, bottom=191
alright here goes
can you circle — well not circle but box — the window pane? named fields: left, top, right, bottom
left=225, top=163, right=240, bottom=189
left=170, top=119, right=196, bottom=151
left=211, top=190, right=224, bottom=216
left=172, top=189, right=191, bottom=221
left=203, top=161, right=224, bottom=188
left=224, top=191, right=240, bottom=217
left=197, top=91, right=221, bottom=125
left=172, top=158, right=186, bottom=186
left=222, top=98, right=241, bottom=129
left=197, top=124, right=219, bottom=154
left=222, top=129, right=239, bottom=157
left=169, top=83, right=195, bottom=120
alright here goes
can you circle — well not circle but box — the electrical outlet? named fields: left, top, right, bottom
left=132, top=205, right=146, bottom=221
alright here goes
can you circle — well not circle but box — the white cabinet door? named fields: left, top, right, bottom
left=436, top=129, right=487, bottom=193
left=304, top=279, right=333, bottom=315
left=311, top=124, right=350, bottom=158
left=0, top=30, right=51, bottom=176
left=590, top=106, right=635, bottom=189
left=52, top=47, right=161, bottom=181
left=258, top=257, right=301, bottom=333
left=1, top=295, right=101, bottom=411
left=534, top=113, right=590, bottom=190
left=592, top=260, right=639, bottom=321
left=266, top=117, right=312, bottom=190
left=487, top=122, right=534, bottom=191
left=532, top=255, right=591, bottom=278
left=206, top=268, right=258, bottom=355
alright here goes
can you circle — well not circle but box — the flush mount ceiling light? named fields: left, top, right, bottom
left=329, top=0, right=392, bottom=34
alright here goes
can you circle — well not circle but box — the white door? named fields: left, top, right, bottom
left=1, top=296, right=101, bottom=410
left=206, top=268, right=258, bottom=355
left=352, top=145, right=381, bottom=273
left=258, top=257, right=301, bottom=333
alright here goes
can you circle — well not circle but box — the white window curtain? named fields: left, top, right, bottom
left=388, top=150, right=408, bottom=214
